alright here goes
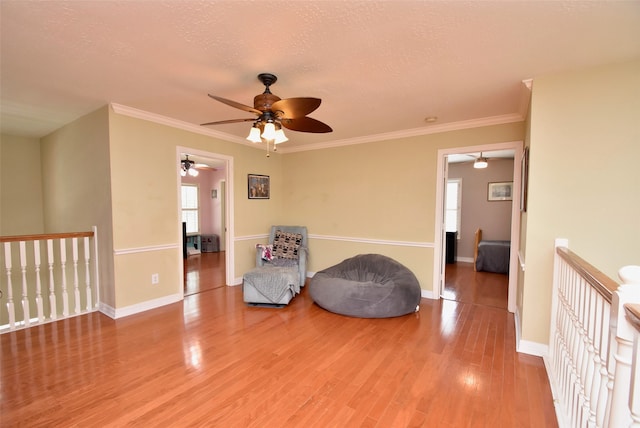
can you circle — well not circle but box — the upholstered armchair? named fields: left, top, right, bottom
left=243, top=226, right=308, bottom=306
left=255, top=225, right=308, bottom=286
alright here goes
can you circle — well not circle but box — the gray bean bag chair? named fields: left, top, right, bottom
left=309, top=254, right=421, bottom=318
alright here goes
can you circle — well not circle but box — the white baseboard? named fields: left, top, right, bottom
left=517, top=339, right=549, bottom=357
left=99, top=293, right=183, bottom=319
left=456, top=257, right=474, bottom=263
left=421, top=289, right=436, bottom=300
left=514, top=306, right=549, bottom=357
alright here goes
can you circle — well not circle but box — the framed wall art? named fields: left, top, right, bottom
left=248, top=174, right=270, bottom=199
left=488, top=181, right=513, bottom=201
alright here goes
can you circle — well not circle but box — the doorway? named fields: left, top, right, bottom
left=177, top=147, right=234, bottom=296
left=433, top=141, right=523, bottom=313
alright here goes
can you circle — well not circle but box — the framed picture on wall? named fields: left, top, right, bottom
left=488, top=181, right=513, bottom=201
left=248, top=174, right=270, bottom=199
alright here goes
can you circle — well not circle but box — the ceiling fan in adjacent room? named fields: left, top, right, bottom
left=180, top=155, right=215, bottom=177
left=473, top=153, right=489, bottom=169
left=448, top=150, right=515, bottom=169
left=201, top=73, right=332, bottom=156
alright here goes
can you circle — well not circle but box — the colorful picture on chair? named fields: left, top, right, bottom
left=248, top=174, right=270, bottom=199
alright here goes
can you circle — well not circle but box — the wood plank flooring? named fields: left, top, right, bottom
left=444, top=262, right=509, bottom=310
left=1, top=258, right=557, bottom=427
left=184, top=251, right=227, bottom=296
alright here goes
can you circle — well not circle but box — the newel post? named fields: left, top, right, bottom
left=608, top=265, right=640, bottom=428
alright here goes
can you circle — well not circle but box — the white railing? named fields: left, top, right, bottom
left=0, top=227, right=100, bottom=333
left=548, top=239, right=640, bottom=427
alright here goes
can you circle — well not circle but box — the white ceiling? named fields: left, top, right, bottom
left=2, top=1, right=639, bottom=151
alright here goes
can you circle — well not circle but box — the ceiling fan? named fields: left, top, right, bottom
left=201, top=73, right=332, bottom=154
left=180, top=154, right=215, bottom=177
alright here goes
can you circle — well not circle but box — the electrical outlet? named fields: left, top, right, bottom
left=151, top=273, right=159, bottom=285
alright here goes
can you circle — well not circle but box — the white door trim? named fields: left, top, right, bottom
left=177, top=147, right=235, bottom=289
left=433, top=140, right=523, bottom=313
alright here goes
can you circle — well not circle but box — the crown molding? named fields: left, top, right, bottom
left=279, top=112, right=525, bottom=153
left=110, top=102, right=524, bottom=155
left=110, top=103, right=253, bottom=147
left=518, top=79, right=533, bottom=120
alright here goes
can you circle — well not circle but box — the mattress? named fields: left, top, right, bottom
left=475, top=240, right=510, bottom=274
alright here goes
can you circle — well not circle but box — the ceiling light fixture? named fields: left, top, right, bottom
left=246, top=119, right=288, bottom=157
left=201, top=73, right=331, bottom=158
left=474, top=153, right=488, bottom=169
left=180, top=155, right=199, bottom=177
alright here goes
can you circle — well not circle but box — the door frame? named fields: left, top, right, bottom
left=177, top=146, right=235, bottom=289
left=432, top=140, right=523, bottom=313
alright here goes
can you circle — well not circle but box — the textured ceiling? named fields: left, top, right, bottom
left=1, top=1, right=639, bottom=151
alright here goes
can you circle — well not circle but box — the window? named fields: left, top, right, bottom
left=181, top=184, right=199, bottom=234
left=445, top=179, right=462, bottom=233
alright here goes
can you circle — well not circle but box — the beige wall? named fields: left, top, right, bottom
left=281, top=122, right=525, bottom=293
left=107, top=112, right=285, bottom=308
left=40, top=106, right=115, bottom=306
left=448, top=158, right=514, bottom=259
left=521, top=59, right=640, bottom=345
left=0, top=134, right=45, bottom=235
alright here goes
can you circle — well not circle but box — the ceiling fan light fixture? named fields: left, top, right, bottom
left=474, top=156, right=488, bottom=169
left=274, top=128, right=288, bottom=144
left=261, top=122, right=276, bottom=141
left=247, top=126, right=262, bottom=143
left=180, top=155, right=200, bottom=176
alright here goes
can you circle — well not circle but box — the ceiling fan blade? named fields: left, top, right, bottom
left=200, top=118, right=256, bottom=126
left=208, top=94, right=262, bottom=115
left=271, top=97, right=321, bottom=118
left=281, top=117, right=333, bottom=133
left=195, top=163, right=216, bottom=170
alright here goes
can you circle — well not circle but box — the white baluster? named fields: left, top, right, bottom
left=569, top=270, right=581, bottom=426
left=3, top=242, right=16, bottom=329
left=92, top=225, right=100, bottom=310
left=577, top=277, right=589, bottom=426
left=59, top=239, right=69, bottom=317
left=34, top=239, right=44, bottom=322
left=595, top=297, right=609, bottom=428
left=596, top=302, right=616, bottom=427
left=72, top=238, right=80, bottom=314
left=19, top=241, right=30, bottom=327
left=582, top=284, right=596, bottom=427
left=589, top=294, right=605, bottom=427
left=607, top=266, right=640, bottom=428
left=47, top=239, right=56, bottom=320
left=559, top=261, right=572, bottom=421
left=84, top=236, right=92, bottom=311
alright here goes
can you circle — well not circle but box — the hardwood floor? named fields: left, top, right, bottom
left=443, top=262, right=509, bottom=309
left=184, top=251, right=226, bottom=296
left=1, top=271, right=557, bottom=427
